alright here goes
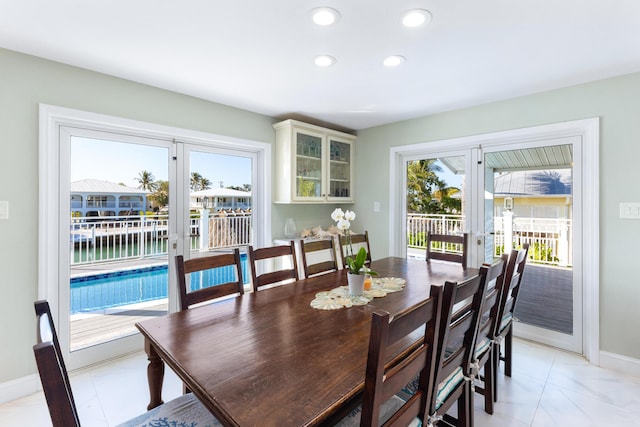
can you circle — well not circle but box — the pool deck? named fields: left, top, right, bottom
left=70, top=301, right=168, bottom=351
left=70, top=256, right=168, bottom=278
left=70, top=257, right=169, bottom=350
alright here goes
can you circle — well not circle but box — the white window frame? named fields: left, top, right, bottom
left=39, top=104, right=271, bottom=368
left=389, top=118, right=599, bottom=364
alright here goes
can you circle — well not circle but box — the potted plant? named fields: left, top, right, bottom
left=331, top=208, right=377, bottom=295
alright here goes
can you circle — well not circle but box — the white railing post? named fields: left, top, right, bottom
left=558, top=222, right=569, bottom=267
left=91, top=226, right=96, bottom=262
left=503, top=210, right=514, bottom=255
left=200, top=209, right=210, bottom=252
left=141, top=214, right=146, bottom=257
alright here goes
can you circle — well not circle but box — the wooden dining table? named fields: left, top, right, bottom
left=135, top=256, right=478, bottom=427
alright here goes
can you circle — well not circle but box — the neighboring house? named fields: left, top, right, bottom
left=493, top=169, right=572, bottom=219
left=190, top=188, right=251, bottom=211
left=70, top=179, right=149, bottom=218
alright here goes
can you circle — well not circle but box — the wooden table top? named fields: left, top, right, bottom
left=136, top=257, right=477, bottom=427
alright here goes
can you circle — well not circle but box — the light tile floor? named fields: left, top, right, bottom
left=2, top=338, right=640, bottom=426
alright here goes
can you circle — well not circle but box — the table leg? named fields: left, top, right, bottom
left=144, top=338, right=165, bottom=410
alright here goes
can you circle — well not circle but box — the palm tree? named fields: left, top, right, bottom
left=136, top=170, right=157, bottom=191
left=406, top=159, right=447, bottom=213
left=199, top=177, right=212, bottom=190
left=190, top=172, right=212, bottom=191
left=190, top=172, right=203, bottom=190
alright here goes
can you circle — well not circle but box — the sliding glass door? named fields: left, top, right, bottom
left=480, top=140, right=582, bottom=353
left=42, top=105, right=270, bottom=370
left=62, top=127, right=174, bottom=367
left=397, top=133, right=585, bottom=354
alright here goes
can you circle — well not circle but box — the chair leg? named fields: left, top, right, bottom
left=492, top=342, right=500, bottom=402
left=504, top=328, right=513, bottom=377
left=457, top=383, right=471, bottom=427
left=484, top=352, right=494, bottom=414
left=467, top=379, right=474, bottom=427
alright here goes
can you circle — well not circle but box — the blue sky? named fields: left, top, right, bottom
left=70, top=137, right=252, bottom=189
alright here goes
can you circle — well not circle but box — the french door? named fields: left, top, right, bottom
left=41, top=105, right=270, bottom=370
left=479, top=139, right=582, bottom=353
left=391, top=119, right=599, bottom=357
left=62, top=127, right=174, bottom=368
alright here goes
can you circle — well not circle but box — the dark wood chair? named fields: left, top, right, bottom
left=492, top=243, right=529, bottom=401
left=175, top=249, right=244, bottom=311
left=300, top=238, right=339, bottom=278
left=335, top=296, right=441, bottom=427
left=470, top=255, right=508, bottom=415
left=426, top=232, right=468, bottom=267
left=426, top=270, right=489, bottom=427
left=339, top=231, right=372, bottom=268
left=248, top=241, right=299, bottom=292
left=33, top=300, right=221, bottom=427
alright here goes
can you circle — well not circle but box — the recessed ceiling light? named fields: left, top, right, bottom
left=312, top=7, right=341, bottom=26
left=383, top=55, right=405, bottom=67
left=402, top=9, right=432, bottom=28
left=315, top=55, right=336, bottom=67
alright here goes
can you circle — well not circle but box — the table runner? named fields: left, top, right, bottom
left=310, top=277, right=407, bottom=310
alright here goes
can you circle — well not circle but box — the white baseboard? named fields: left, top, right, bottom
left=599, top=350, right=640, bottom=377
left=0, top=374, right=41, bottom=405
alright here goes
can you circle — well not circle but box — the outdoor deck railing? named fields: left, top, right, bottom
left=71, top=211, right=253, bottom=265
left=407, top=213, right=572, bottom=266
left=70, top=212, right=569, bottom=267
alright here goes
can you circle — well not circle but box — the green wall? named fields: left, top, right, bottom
left=0, top=48, right=277, bottom=383
left=354, top=72, right=640, bottom=360
left=2, top=45, right=639, bottom=388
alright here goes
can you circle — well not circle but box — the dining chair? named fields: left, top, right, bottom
left=33, top=300, right=222, bottom=427
left=300, top=238, right=339, bottom=278
left=492, top=243, right=529, bottom=401
left=426, top=270, right=489, bottom=427
left=175, top=248, right=244, bottom=311
left=248, top=241, right=299, bottom=292
left=339, top=231, right=372, bottom=268
left=425, top=232, right=468, bottom=267
left=334, top=295, right=441, bottom=427
left=469, top=255, right=507, bottom=415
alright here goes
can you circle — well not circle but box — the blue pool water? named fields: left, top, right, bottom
left=70, top=257, right=249, bottom=314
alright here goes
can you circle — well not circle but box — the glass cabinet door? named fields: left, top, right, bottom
left=295, top=131, right=324, bottom=198
left=328, top=137, right=352, bottom=199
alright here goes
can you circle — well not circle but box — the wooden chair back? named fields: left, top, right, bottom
left=428, top=270, right=489, bottom=425
left=495, top=243, right=530, bottom=335
left=34, top=300, right=222, bottom=426
left=176, top=249, right=244, bottom=310
left=426, top=232, right=468, bottom=267
left=248, top=241, right=299, bottom=292
left=359, top=296, right=441, bottom=427
left=339, top=231, right=372, bottom=268
left=487, top=243, right=529, bottom=391
left=470, top=255, right=508, bottom=414
left=33, top=300, right=80, bottom=427
left=300, top=238, right=339, bottom=278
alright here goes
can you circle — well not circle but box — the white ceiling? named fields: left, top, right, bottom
left=2, top=0, right=640, bottom=131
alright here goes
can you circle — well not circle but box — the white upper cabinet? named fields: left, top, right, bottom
left=273, top=119, right=356, bottom=204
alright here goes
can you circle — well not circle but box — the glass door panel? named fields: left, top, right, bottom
left=183, top=146, right=254, bottom=290
left=405, top=154, right=469, bottom=262
left=68, top=133, right=170, bottom=357
left=295, top=131, right=323, bottom=198
left=481, top=142, right=581, bottom=352
left=328, top=138, right=351, bottom=198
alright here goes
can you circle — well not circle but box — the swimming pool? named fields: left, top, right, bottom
left=70, top=257, right=249, bottom=314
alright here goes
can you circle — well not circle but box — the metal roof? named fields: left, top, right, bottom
left=70, top=179, right=148, bottom=195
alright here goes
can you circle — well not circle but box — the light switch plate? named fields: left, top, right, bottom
left=620, top=202, right=640, bottom=219
left=0, top=201, right=8, bottom=220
